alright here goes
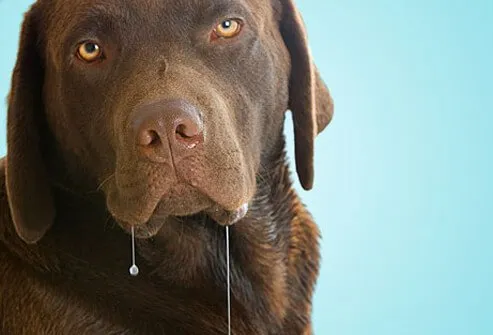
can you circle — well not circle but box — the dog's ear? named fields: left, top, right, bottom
left=279, top=0, right=334, bottom=190
left=5, top=6, right=55, bottom=244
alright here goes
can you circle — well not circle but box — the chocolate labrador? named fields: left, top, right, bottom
left=0, top=0, right=333, bottom=334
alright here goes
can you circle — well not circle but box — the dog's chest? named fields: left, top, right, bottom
left=46, top=286, right=276, bottom=335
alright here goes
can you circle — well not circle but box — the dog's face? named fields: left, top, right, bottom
left=42, top=0, right=290, bottom=236
left=5, top=0, right=333, bottom=243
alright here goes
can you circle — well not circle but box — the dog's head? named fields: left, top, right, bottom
left=5, top=0, right=333, bottom=244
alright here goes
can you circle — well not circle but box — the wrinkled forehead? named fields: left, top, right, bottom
left=42, top=0, right=271, bottom=33
left=39, top=0, right=275, bottom=60
left=39, top=0, right=278, bottom=63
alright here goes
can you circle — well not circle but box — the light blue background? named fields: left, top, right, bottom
left=1, top=1, right=492, bottom=334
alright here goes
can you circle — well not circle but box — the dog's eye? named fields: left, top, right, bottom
left=212, top=19, right=243, bottom=40
left=77, top=42, right=104, bottom=63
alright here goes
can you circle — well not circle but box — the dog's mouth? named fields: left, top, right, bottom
left=118, top=204, right=249, bottom=239
left=109, top=182, right=250, bottom=239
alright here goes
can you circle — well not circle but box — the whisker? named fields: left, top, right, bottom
left=96, top=173, right=115, bottom=192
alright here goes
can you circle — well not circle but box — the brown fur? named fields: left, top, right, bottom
left=0, top=0, right=334, bottom=333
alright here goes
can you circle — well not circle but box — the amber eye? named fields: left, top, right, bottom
left=213, top=19, right=242, bottom=39
left=77, top=42, right=103, bottom=62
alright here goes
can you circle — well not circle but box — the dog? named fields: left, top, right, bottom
left=0, top=0, right=333, bottom=333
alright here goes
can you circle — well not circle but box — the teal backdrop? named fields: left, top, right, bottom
left=1, top=1, right=492, bottom=334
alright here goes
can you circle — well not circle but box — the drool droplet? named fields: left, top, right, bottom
left=129, top=264, right=139, bottom=276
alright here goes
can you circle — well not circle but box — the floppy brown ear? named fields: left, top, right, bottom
left=5, top=6, right=55, bottom=244
left=280, top=0, right=334, bottom=190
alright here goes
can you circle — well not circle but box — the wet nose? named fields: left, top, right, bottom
left=131, top=99, right=204, bottom=163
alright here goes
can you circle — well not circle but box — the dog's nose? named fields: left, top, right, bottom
left=132, top=99, right=204, bottom=163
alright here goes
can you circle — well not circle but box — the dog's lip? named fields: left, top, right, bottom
left=109, top=180, right=251, bottom=237
left=205, top=202, right=249, bottom=226
left=118, top=215, right=167, bottom=238
left=139, top=182, right=250, bottom=226
left=117, top=202, right=249, bottom=238
left=152, top=201, right=249, bottom=227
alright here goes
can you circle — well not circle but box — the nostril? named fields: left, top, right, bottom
left=138, top=129, right=161, bottom=147
left=174, top=121, right=203, bottom=148
left=175, top=124, right=193, bottom=139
